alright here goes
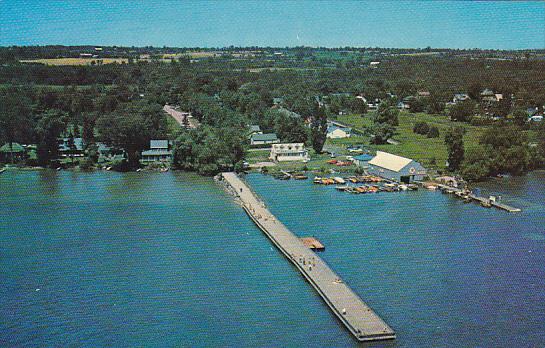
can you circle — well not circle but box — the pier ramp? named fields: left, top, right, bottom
left=221, top=172, right=395, bottom=342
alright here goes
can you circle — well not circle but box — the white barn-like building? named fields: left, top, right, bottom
left=367, top=151, right=427, bottom=183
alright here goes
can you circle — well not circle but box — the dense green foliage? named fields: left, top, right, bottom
left=444, top=127, right=465, bottom=171
left=2, top=45, right=545, bottom=178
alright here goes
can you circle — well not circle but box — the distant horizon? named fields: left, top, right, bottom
left=1, top=1, right=544, bottom=50
left=2, top=44, right=545, bottom=51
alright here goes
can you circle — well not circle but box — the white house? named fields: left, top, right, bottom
left=327, top=125, right=352, bottom=139
left=269, top=143, right=309, bottom=162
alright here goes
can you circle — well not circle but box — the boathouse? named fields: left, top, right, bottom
left=367, top=151, right=426, bottom=183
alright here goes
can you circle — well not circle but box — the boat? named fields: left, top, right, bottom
left=335, top=185, right=350, bottom=191
left=407, top=184, right=418, bottom=191
left=481, top=200, right=492, bottom=208
left=399, top=184, right=408, bottom=191
left=313, top=176, right=323, bottom=184
left=293, top=174, right=308, bottom=180
left=355, top=186, right=368, bottom=193
left=333, top=177, right=345, bottom=184
left=0, top=168, right=5, bottom=174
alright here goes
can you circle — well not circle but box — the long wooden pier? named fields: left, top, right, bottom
left=221, top=172, right=395, bottom=342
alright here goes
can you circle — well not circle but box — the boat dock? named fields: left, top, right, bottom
left=221, top=172, right=395, bottom=342
left=435, top=184, right=521, bottom=212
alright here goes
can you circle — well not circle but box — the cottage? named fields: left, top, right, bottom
left=367, top=151, right=427, bottom=183
left=58, top=137, right=85, bottom=158
left=327, top=125, right=352, bottom=139
left=0, top=142, right=26, bottom=163
left=353, top=153, right=374, bottom=168
left=250, top=133, right=279, bottom=146
left=141, top=140, right=173, bottom=163
left=269, top=143, right=309, bottom=162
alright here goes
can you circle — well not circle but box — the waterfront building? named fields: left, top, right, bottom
left=269, top=143, right=309, bottom=162
left=58, top=137, right=84, bottom=158
left=141, top=140, right=172, bottom=164
left=250, top=133, right=279, bottom=146
left=367, top=151, right=427, bottom=183
left=0, top=142, right=26, bottom=162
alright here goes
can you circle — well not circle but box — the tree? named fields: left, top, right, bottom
left=0, top=92, right=33, bottom=163
left=310, top=105, right=328, bottom=153
left=511, top=108, right=528, bottom=127
left=36, top=109, right=67, bottom=167
left=427, top=126, right=440, bottom=138
left=444, top=127, right=465, bottom=171
left=370, top=123, right=395, bottom=145
left=96, top=100, right=166, bottom=169
left=409, top=98, right=426, bottom=113
left=413, top=121, right=430, bottom=135
left=449, top=100, right=475, bottom=122
left=375, top=105, right=399, bottom=126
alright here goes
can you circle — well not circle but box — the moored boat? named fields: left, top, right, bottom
left=333, top=177, right=345, bottom=184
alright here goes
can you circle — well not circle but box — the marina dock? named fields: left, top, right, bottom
left=221, top=172, right=395, bottom=342
left=435, top=184, right=521, bottom=212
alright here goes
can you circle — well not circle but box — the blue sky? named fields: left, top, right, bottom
left=1, top=1, right=544, bottom=49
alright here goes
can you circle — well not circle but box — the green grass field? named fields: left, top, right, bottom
left=334, top=112, right=488, bottom=170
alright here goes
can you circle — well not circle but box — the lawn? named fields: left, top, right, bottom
left=335, top=112, right=488, bottom=170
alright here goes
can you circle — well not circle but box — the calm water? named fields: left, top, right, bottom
left=1, top=170, right=544, bottom=347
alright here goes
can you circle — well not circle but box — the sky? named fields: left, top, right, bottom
left=1, top=0, right=544, bottom=49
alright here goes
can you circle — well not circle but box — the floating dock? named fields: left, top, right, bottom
left=221, top=172, right=395, bottom=342
left=300, top=237, right=325, bottom=251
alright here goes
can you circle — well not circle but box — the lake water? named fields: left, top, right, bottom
left=1, top=170, right=544, bottom=347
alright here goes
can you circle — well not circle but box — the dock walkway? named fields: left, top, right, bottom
left=435, top=184, right=521, bottom=212
left=221, top=172, right=395, bottom=342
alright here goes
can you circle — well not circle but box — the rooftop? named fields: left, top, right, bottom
left=368, top=151, right=413, bottom=172
left=251, top=133, right=278, bottom=141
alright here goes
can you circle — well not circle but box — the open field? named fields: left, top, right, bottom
left=20, top=58, right=129, bottom=65
left=334, top=112, right=487, bottom=170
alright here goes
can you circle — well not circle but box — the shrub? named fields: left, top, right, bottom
left=427, top=126, right=440, bottom=138
left=413, top=121, right=430, bottom=135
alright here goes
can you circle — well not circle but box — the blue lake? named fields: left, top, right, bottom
left=1, top=170, right=544, bottom=347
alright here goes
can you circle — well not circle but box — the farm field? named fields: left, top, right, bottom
left=20, top=58, right=129, bottom=65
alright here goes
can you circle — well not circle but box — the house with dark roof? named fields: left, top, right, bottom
left=58, top=137, right=85, bottom=158
left=353, top=153, right=374, bottom=167
left=141, top=140, right=173, bottom=163
left=0, top=142, right=26, bottom=163
left=250, top=133, right=279, bottom=146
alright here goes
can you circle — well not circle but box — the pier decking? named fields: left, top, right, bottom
left=221, top=172, right=395, bottom=342
left=435, top=184, right=521, bottom=212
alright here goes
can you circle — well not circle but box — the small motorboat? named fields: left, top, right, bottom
left=333, top=177, right=345, bottom=184
left=0, top=168, right=5, bottom=174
